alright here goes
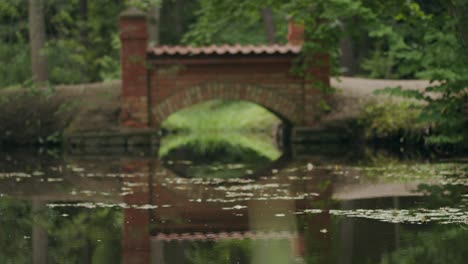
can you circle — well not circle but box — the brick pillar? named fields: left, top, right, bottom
left=119, top=8, right=149, bottom=128
left=287, top=21, right=304, bottom=45
left=288, top=21, right=330, bottom=126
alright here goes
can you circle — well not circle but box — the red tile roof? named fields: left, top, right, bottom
left=148, top=44, right=301, bottom=56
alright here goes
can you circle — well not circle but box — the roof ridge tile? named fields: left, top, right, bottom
left=148, top=43, right=301, bottom=56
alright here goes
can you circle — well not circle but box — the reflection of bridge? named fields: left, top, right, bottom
left=0, top=155, right=427, bottom=263
left=119, top=158, right=334, bottom=263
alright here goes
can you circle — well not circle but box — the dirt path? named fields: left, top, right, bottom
left=331, top=76, right=430, bottom=97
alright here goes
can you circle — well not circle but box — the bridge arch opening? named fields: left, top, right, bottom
left=157, top=99, right=293, bottom=179
left=161, top=99, right=286, bottom=132
left=152, top=83, right=298, bottom=150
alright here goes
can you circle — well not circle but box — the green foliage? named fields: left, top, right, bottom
left=0, top=41, right=31, bottom=88
left=0, top=196, right=122, bottom=263
left=0, top=0, right=201, bottom=88
left=45, top=39, right=91, bottom=84
left=126, top=0, right=162, bottom=11
left=187, top=240, right=252, bottom=264
left=184, top=0, right=467, bottom=146
left=0, top=197, right=32, bottom=263
left=160, top=132, right=282, bottom=162
left=416, top=183, right=466, bottom=209
left=182, top=0, right=265, bottom=45
left=160, top=132, right=281, bottom=179
left=0, top=0, right=30, bottom=88
left=49, top=208, right=122, bottom=263
left=94, top=34, right=121, bottom=81
left=380, top=228, right=468, bottom=264
left=187, top=239, right=296, bottom=264
left=0, top=0, right=124, bottom=88
left=43, top=0, right=125, bottom=84
left=361, top=42, right=396, bottom=79
left=358, top=100, right=426, bottom=142
left=0, top=88, right=66, bottom=145
left=183, top=0, right=380, bottom=78
left=373, top=7, right=468, bottom=145
left=162, top=99, right=280, bottom=132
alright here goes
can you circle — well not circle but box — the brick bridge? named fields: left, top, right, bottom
left=119, top=8, right=329, bottom=131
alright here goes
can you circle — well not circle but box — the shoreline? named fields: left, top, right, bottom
left=1, top=77, right=462, bottom=150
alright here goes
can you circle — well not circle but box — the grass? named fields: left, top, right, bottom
left=162, top=99, right=280, bottom=132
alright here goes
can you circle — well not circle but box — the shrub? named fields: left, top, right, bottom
left=0, top=89, right=64, bottom=145
left=358, top=100, right=427, bottom=143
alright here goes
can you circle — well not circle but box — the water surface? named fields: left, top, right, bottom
left=0, top=136, right=466, bottom=263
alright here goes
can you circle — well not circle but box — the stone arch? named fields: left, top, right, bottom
left=151, top=83, right=301, bottom=126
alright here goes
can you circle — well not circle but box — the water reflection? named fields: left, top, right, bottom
left=0, top=134, right=466, bottom=263
left=160, top=132, right=283, bottom=180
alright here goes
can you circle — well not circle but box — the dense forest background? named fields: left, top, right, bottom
left=0, top=0, right=466, bottom=145
left=0, top=0, right=195, bottom=87
left=4, top=0, right=466, bottom=87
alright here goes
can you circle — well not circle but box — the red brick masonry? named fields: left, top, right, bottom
left=119, top=8, right=330, bottom=129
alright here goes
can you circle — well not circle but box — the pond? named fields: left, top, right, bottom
left=0, top=133, right=466, bottom=263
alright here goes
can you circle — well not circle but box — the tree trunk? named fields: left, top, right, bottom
left=28, top=0, right=48, bottom=85
left=147, top=5, right=161, bottom=46
left=261, top=7, right=276, bottom=44
left=174, top=0, right=184, bottom=38
left=340, top=34, right=356, bottom=76
left=79, top=0, right=88, bottom=46
left=446, top=2, right=468, bottom=49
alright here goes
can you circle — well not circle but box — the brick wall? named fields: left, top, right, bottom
left=119, top=8, right=329, bottom=129
left=150, top=57, right=295, bottom=124
left=148, top=55, right=328, bottom=127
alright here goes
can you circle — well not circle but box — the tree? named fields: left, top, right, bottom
left=373, top=1, right=468, bottom=145
left=261, top=7, right=276, bottom=44
left=79, top=0, right=88, bottom=46
left=183, top=0, right=467, bottom=146
left=127, top=0, right=162, bottom=45
left=28, top=0, right=48, bottom=85
left=147, top=4, right=161, bottom=45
